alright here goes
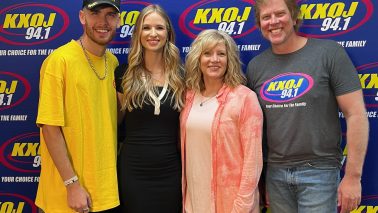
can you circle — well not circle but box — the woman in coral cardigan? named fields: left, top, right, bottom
left=181, top=29, right=263, bottom=213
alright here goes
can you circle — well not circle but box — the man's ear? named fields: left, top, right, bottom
left=79, top=10, right=86, bottom=25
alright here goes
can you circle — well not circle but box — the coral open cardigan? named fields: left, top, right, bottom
left=180, top=84, right=263, bottom=213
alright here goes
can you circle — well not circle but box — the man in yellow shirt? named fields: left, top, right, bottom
left=35, top=0, right=121, bottom=212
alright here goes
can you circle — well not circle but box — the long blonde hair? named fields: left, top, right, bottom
left=120, top=4, right=184, bottom=112
left=185, top=29, right=246, bottom=91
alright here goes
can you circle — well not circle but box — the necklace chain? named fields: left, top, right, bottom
left=200, top=94, right=217, bottom=107
left=79, top=38, right=107, bottom=80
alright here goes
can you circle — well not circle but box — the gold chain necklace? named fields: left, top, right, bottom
left=79, top=38, right=107, bottom=80
left=199, top=94, right=217, bottom=107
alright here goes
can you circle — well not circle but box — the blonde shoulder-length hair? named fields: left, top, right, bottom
left=185, top=29, right=246, bottom=92
left=120, top=4, right=185, bottom=111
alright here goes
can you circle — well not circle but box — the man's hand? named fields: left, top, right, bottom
left=67, top=182, right=92, bottom=212
left=338, top=175, right=361, bottom=213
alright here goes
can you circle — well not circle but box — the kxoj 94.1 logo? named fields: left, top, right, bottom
left=0, top=193, right=37, bottom=213
left=0, top=3, right=69, bottom=45
left=0, top=71, right=31, bottom=111
left=0, top=132, right=40, bottom=173
left=179, top=0, right=257, bottom=39
left=357, top=62, right=378, bottom=108
left=298, top=0, right=373, bottom=38
left=112, top=1, right=151, bottom=44
left=260, top=73, right=314, bottom=103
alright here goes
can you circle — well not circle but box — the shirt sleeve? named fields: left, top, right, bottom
left=36, top=53, right=65, bottom=127
left=329, top=43, right=361, bottom=96
left=114, top=63, right=128, bottom=93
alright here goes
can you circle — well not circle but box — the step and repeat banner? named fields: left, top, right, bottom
left=0, top=0, right=377, bottom=212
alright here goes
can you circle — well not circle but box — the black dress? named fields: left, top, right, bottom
left=115, top=65, right=182, bottom=213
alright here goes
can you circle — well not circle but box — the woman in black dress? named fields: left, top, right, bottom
left=115, top=4, right=184, bottom=213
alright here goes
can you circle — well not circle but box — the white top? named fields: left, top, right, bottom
left=185, top=92, right=218, bottom=213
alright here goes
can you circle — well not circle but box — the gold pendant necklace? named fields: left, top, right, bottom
left=79, top=38, right=107, bottom=80
left=199, top=94, right=217, bottom=107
